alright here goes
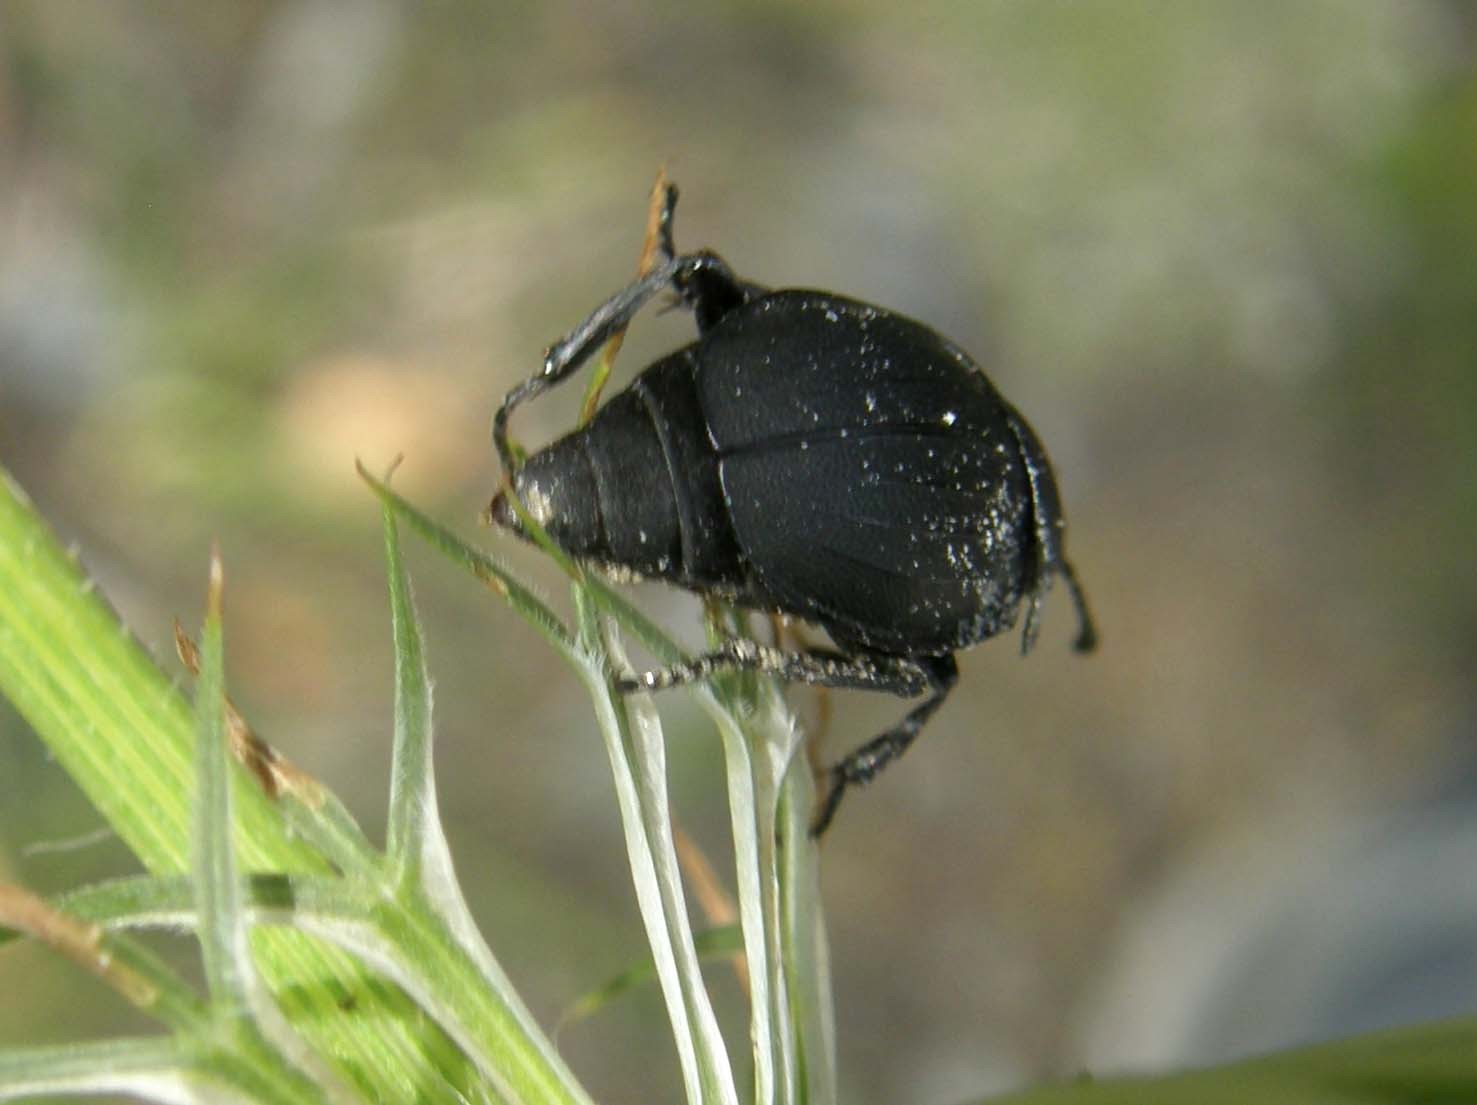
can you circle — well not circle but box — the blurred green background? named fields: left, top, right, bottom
left=3, top=3, right=1476, bottom=1104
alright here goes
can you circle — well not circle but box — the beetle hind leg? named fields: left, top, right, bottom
left=617, top=640, right=959, bottom=836
left=812, top=654, right=959, bottom=836
left=616, top=638, right=934, bottom=697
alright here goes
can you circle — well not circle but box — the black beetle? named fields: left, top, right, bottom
left=491, top=185, right=1096, bottom=834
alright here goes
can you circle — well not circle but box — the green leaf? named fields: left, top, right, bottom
left=0, top=1035, right=335, bottom=1105
left=192, top=549, right=249, bottom=1010
left=366, top=467, right=821, bottom=1105
left=0, top=466, right=480, bottom=1099
left=573, top=591, right=739, bottom=1105
left=984, top=1019, right=1477, bottom=1104
left=6, top=872, right=334, bottom=937
left=357, top=463, right=575, bottom=660
left=372, top=478, right=596, bottom=1105
left=0, top=881, right=349, bottom=1104
left=0, top=1038, right=224, bottom=1104
left=381, top=484, right=434, bottom=886
left=0, top=881, right=209, bottom=1033
left=702, top=675, right=806, bottom=1105
left=560, top=925, right=744, bottom=1027
left=775, top=745, right=834, bottom=1105
left=370, top=453, right=689, bottom=674
left=188, top=555, right=365, bottom=1104
left=173, top=623, right=381, bottom=882
left=13, top=869, right=594, bottom=1105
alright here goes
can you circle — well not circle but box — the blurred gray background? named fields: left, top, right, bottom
left=3, top=3, right=1476, bottom=1104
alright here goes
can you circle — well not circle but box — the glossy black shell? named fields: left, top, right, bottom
left=511, top=289, right=1068, bottom=657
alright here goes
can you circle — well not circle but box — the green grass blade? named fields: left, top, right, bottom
left=375, top=487, right=596, bottom=1105
left=0, top=880, right=348, bottom=1105
left=475, top=478, right=795, bottom=1105
left=701, top=684, right=803, bottom=1105
left=20, top=868, right=593, bottom=1105
left=4, top=872, right=333, bottom=937
left=357, top=464, right=575, bottom=660
left=573, top=590, right=739, bottom=1105
left=381, top=492, right=434, bottom=885
left=192, top=550, right=250, bottom=1011
left=776, top=752, right=834, bottom=1105
left=985, top=1018, right=1477, bottom=1104
left=176, top=619, right=381, bottom=881
left=581, top=575, right=688, bottom=667
left=0, top=1038, right=229, bottom=1105
left=190, top=555, right=365, bottom=1104
left=0, top=881, right=209, bottom=1033
left=559, top=925, right=743, bottom=1028
left=0, top=1036, right=343, bottom=1105
left=0, top=467, right=482, bottom=1100
left=0, top=471, right=204, bottom=868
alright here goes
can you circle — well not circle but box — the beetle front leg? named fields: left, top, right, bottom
left=495, top=257, right=684, bottom=474
left=493, top=248, right=756, bottom=475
